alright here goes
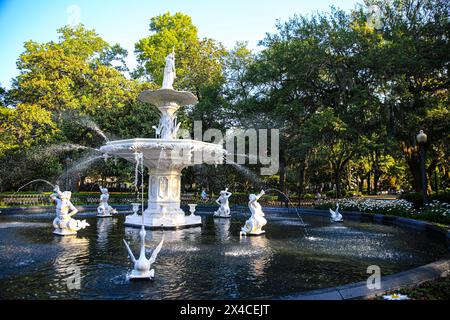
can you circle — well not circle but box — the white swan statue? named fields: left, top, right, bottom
left=329, top=203, right=343, bottom=222
left=123, top=227, right=164, bottom=280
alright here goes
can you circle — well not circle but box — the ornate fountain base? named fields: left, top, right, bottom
left=124, top=212, right=201, bottom=230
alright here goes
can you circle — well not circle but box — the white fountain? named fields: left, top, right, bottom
left=240, top=190, right=267, bottom=236
left=50, top=186, right=89, bottom=236
left=214, top=188, right=232, bottom=218
left=100, top=51, right=224, bottom=229
left=97, top=186, right=117, bottom=218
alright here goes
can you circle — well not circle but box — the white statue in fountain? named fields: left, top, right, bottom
left=240, top=190, right=267, bottom=236
left=329, top=203, right=343, bottom=222
left=123, top=227, right=164, bottom=280
left=162, top=50, right=176, bottom=90
left=50, top=186, right=89, bottom=236
left=214, top=188, right=232, bottom=218
left=97, top=186, right=118, bottom=217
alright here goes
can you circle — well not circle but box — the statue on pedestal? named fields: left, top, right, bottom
left=162, top=50, right=176, bottom=90
left=240, top=190, right=267, bottom=236
left=50, top=186, right=89, bottom=236
left=214, top=188, right=232, bottom=218
left=97, top=186, right=117, bottom=217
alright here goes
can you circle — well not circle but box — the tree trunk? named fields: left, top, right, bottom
left=334, top=170, right=341, bottom=198
left=297, top=159, right=307, bottom=197
left=400, top=142, right=422, bottom=192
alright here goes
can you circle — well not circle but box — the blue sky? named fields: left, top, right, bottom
left=0, top=0, right=360, bottom=89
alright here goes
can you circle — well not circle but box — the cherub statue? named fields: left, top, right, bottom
left=97, top=186, right=117, bottom=217
left=240, top=190, right=267, bottom=236
left=50, top=185, right=89, bottom=236
left=162, top=50, right=176, bottom=89
left=214, top=188, right=232, bottom=218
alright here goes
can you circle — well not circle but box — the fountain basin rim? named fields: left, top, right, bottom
left=279, top=258, right=450, bottom=300
left=138, top=89, right=198, bottom=107
left=100, top=138, right=225, bottom=152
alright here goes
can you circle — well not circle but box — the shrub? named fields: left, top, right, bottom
left=324, top=190, right=336, bottom=198
left=401, top=191, right=450, bottom=208
left=432, top=191, right=450, bottom=203
left=400, top=192, right=423, bottom=207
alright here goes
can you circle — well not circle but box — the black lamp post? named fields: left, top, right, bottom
left=416, top=130, right=428, bottom=206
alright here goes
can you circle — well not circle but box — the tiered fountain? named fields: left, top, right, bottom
left=100, top=51, right=225, bottom=229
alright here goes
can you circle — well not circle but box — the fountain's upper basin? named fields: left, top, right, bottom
left=100, top=138, right=225, bottom=168
left=139, top=89, right=198, bottom=107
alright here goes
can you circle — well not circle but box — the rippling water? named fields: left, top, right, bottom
left=0, top=211, right=448, bottom=299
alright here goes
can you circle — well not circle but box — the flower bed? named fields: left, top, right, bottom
left=375, top=276, right=450, bottom=300
left=315, top=198, right=450, bottom=225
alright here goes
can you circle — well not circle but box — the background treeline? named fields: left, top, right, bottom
left=0, top=0, right=448, bottom=199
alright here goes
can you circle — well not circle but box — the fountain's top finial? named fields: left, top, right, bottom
left=138, top=49, right=198, bottom=107
left=162, top=49, right=176, bottom=90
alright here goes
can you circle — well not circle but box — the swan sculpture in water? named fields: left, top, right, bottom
left=123, top=227, right=164, bottom=280
left=329, top=203, right=343, bottom=222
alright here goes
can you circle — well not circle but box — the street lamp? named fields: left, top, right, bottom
left=416, top=130, right=428, bottom=206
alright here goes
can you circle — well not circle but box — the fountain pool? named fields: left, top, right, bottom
left=0, top=210, right=448, bottom=299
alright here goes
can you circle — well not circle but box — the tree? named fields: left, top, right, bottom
left=8, top=24, right=137, bottom=117
left=3, top=24, right=142, bottom=190
left=0, top=104, right=59, bottom=190
left=134, top=12, right=227, bottom=98
left=361, top=0, right=450, bottom=192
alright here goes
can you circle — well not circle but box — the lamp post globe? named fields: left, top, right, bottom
left=416, top=130, right=427, bottom=144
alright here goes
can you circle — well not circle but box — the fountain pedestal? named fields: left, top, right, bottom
left=125, top=169, right=202, bottom=229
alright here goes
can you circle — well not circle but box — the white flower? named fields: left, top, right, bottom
left=383, top=293, right=410, bottom=300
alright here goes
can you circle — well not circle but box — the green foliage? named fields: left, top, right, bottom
left=134, top=12, right=227, bottom=96
left=401, top=191, right=450, bottom=207
left=0, top=104, right=58, bottom=157
left=8, top=24, right=136, bottom=116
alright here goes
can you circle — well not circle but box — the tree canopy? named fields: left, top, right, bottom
left=0, top=3, right=449, bottom=197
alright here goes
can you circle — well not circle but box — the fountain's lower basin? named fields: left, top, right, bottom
left=100, top=138, right=224, bottom=229
left=0, top=210, right=448, bottom=299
